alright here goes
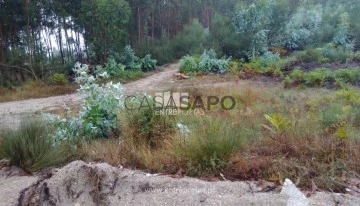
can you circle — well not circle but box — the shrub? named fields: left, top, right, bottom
left=304, top=68, right=332, bottom=87
left=179, top=55, right=198, bottom=75
left=103, top=58, right=126, bottom=77
left=198, top=49, right=231, bottom=74
left=259, top=51, right=280, bottom=67
left=321, top=45, right=351, bottom=63
left=44, top=63, right=124, bottom=142
left=0, top=119, right=71, bottom=172
left=294, top=48, right=324, bottom=63
left=227, top=61, right=240, bottom=75
left=49, top=73, right=67, bottom=85
left=140, top=54, right=157, bottom=72
left=120, top=45, right=141, bottom=70
left=319, top=103, right=347, bottom=129
left=176, top=117, right=248, bottom=176
left=123, top=96, right=175, bottom=148
left=289, top=69, right=304, bottom=83
left=335, top=69, right=360, bottom=85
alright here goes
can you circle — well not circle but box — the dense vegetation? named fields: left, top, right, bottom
left=1, top=0, right=360, bottom=193
left=1, top=0, right=360, bottom=85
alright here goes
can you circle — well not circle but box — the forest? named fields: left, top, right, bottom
left=1, top=0, right=360, bottom=198
left=1, top=0, right=360, bottom=85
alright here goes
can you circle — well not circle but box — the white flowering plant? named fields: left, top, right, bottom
left=44, top=62, right=124, bottom=143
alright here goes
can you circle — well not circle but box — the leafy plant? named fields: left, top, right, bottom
left=284, top=5, right=323, bottom=50
left=335, top=69, right=360, bottom=85
left=120, top=45, right=141, bottom=70
left=140, top=54, right=157, bottom=72
left=44, top=63, right=124, bottom=142
left=198, top=49, right=231, bottom=74
left=49, top=73, right=67, bottom=85
left=227, top=61, right=240, bottom=75
left=179, top=55, right=198, bottom=75
left=102, top=58, right=126, bottom=77
left=332, top=13, right=355, bottom=52
left=123, top=96, right=175, bottom=148
left=303, top=68, right=332, bottom=87
left=0, top=119, right=71, bottom=172
left=263, top=114, right=291, bottom=134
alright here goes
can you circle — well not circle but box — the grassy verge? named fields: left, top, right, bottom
left=77, top=85, right=360, bottom=192
left=0, top=119, right=73, bottom=172
left=0, top=81, right=78, bottom=103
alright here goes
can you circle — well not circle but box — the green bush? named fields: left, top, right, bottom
left=259, top=51, right=280, bottom=67
left=120, top=45, right=141, bottom=70
left=179, top=55, right=198, bottom=75
left=319, top=103, right=346, bottom=129
left=304, top=68, right=332, bottom=87
left=335, top=69, right=360, bottom=85
left=322, top=46, right=351, bottom=63
left=0, top=119, right=71, bottom=172
left=227, top=61, right=240, bottom=75
left=198, top=49, right=231, bottom=74
left=294, top=48, right=324, bottom=63
left=49, top=73, right=67, bottom=85
left=124, top=97, right=175, bottom=148
left=289, top=69, right=304, bottom=83
left=103, top=58, right=126, bottom=77
left=140, top=54, right=157, bottom=72
left=176, top=117, right=249, bottom=176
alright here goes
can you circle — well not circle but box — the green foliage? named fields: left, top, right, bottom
left=124, top=97, right=175, bottom=148
left=321, top=45, right=352, bottom=63
left=319, top=103, right=347, bottom=129
left=44, top=63, right=124, bottom=142
left=179, top=55, right=198, bottom=75
left=0, top=119, right=71, bottom=172
left=140, top=54, right=157, bottom=72
left=332, top=13, right=355, bottom=52
left=259, top=51, right=280, bottom=67
left=103, top=58, right=126, bottom=77
left=303, top=68, right=333, bottom=87
left=264, top=114, right=291, bottom=134
left=335, top=69, right=360, bottom=85
left=120, top=45, right=141, bottom=70
left=49, top=73, right=67, bottom=85
left=294, top=48, right=324, bottom=63
left=289, top=69, right=304, bottom=83
left=227, top=61, right=240, bottom=75
left=177, top=117, right=248, bottom=176
left=172, top=19, right=212, bottom=58
left=198, top=49, right=231, bottom=74
left=233, top=0, right=276, bottom=58
left=285, top=5, right=323, bottom=50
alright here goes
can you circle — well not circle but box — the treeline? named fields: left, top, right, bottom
left=0, top=0, right=360, bottom=84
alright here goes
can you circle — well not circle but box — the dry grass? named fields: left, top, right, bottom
left=78, top=81, right=360, bottom=191
left=0, top=81, right=78, bottom=103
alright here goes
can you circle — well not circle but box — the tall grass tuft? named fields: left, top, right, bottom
left=0, top=119, right=72, bottom=172
left=176, top=117, right=251, bottom=176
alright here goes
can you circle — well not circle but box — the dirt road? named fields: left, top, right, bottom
left=0, top=63, right=179, bottom=129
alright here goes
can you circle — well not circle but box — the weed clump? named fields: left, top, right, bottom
left=0, top=119, right=71, bottom=172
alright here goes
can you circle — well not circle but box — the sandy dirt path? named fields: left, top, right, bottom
left=0, top=63, right=179, bottom=129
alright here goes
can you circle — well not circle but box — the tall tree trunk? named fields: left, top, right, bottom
left=63, top=16, right=72, bottom=62
left=151, top=0, right=155, bottom=40
left=137, top=5, right=142, bottom=54
left=0, top=24, right=4, bottom=64
left=58, top=17, right=65, bottom=64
